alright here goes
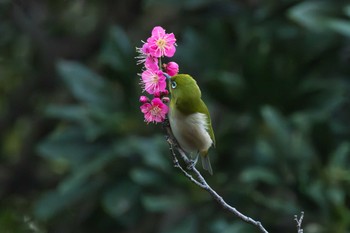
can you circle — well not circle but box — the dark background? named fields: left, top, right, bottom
left=1, top=0, right=350, bottom=232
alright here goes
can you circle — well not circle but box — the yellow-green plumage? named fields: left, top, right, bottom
left=168, top=74, right=215, bottom=175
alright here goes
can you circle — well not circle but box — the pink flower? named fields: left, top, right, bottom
left=135, top=43, right=149, bottom=65
left=162, top=89, right=169, bottom=95
left=147, top=26, right=176, bottom=58
left=141, top=68, right=167, bottom=94
left=164, top=61, right=179, bottom=76
left=145, top=56, right=159, bottom=71
left=153, top=89, right=169, bottom=98
left=140, top=98, right=168, bottom=123
left=136, top=43, right=159, bottom=70
left=139, top=96, right=149, bottom=103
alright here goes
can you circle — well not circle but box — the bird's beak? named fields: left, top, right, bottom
left=163, top=72, right=171, bottom=79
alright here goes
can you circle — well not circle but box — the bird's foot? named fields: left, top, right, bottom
left=187, top=155, right=199, bottom=170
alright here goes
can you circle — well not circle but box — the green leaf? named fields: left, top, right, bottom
left=252, top=191, right=298, bottom=214
left=326, top=19, right=350, bottom=37
left=345, top=4, right=350, bottom=17
left=34, top=179, right=103, bottom=220
left=59, top=150, right=117, bottom=193
left=221, top=222, right=254, bottom=233
left=142, top=194, right=186, bottom=212
left=45, top=104, right=90, bottom=121
left=211, top=220, right=258, bottom=233
left=261, top=106, right=290, bottom=147
left=36, top=127, right=105, bottom=168
left=206, top=71, right=244, bottom=102
left=98, top=26, right=133, bottom=71
left=160, top=215, right=197, bottom=233
left=129, top=168, right=161, bottom=186
left=329, top=142, right=350, bottom=168
left=56, top=60, right=120, bottom=110
left=288, top=2, right=350, bottom=37
left=45, top=104, right=117, bottom=140
left=113, top=136, right=170, bottom=170
left=288, top=1, right=330, bottom=32
left=254, top=139, right=276, bottom=163
left=102, top=181, right=140, bottom=225
left=326, top=187, right=345, bottom=206
left=306, top=181, right=328, bottom=209
left=240, top=167, right=280, bottom=185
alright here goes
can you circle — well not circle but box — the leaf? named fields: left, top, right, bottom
left=58, top=150, right=117, bottom=193
left=98, top=26, right=133, bottom=71
left=252, top=191, right=299, bottom=214
left=45, top=104, right=116, bottom=140
left=326, top=187, right=345, bottom=206
left=160, top=215, right=197, bottom=233
left=56, top=60, right=119, bottom=110
left=113, top=135, right=170, bottom=170
left=288, top=1, right=350, bottom=37
left=102, top=181, right=140, bottom=226
left=45, top=104, right=90, bottom=121
left=142, top=0, right=199, bottom=10
left=288, top=1, right=330, bottom=32
left=345, top=4, right=350, bottom=17
left=206, top=71, right=244, bottom=103
left=129, top=168, right=161, bottom=186
left=139, top=136, right=169, bottom=170
left=254, top=139, right=276, bottom=163
left=326, top=19, right=350, bottom=37
left=239, top=167, right=280, bottom=185
left=221, top=222, right=254, bottom=233
left=329, top=142, right=350, bottom=168
left=36, top=127, right=105, bottom=169
left=142, top=194, right=186, bottom=212
left=34, top=179, right=103, bottom=220
left=261, top=106, right=290, bottom=147
left=305, top=181, right=328, bottom=209
left=210, top=220, right=261, bottom=233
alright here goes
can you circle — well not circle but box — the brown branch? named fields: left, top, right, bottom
left=163, top=120, right=269, bottom=233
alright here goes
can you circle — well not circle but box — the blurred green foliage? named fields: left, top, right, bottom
left=1, top=0, right=350, bottom=233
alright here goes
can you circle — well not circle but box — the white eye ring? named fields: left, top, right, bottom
left=171, top=81, right=177, bottom=89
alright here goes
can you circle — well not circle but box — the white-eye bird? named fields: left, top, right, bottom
left=167, top=74, right=216, bottom=175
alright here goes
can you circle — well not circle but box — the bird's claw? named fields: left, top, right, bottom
left=187, top=161, right=195, bottom=170
left=187, top=156, right=198, bottom=170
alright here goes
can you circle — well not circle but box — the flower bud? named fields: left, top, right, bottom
left=162, top=97, right=170, bottom=103
left=162, top=89, right=169, bottom=96
left=165, top=61, right=179, bottom=76
left=139, top=95, right=149, bottom=103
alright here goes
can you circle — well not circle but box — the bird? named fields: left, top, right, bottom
left=167, top=74, right=216, bottom=175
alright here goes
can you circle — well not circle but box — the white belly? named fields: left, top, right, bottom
left=169, top=110, right=213, bottom=154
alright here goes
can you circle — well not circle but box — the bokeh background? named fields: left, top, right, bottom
left=1, top=0, right=350, bottom=233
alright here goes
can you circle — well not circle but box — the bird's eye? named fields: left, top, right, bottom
left=171, top=81, right=177, bottom=89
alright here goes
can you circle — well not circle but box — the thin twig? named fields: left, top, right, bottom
left=166, top=136, right=206, bottom=188
left=163, top=122, right=269, bottom=233
left=294, top=211, right=304, bottom=233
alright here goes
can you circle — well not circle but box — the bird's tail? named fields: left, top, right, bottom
left=200, top=151, right=213, bottom=175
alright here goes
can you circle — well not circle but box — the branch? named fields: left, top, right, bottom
left=163, top=121, right=269, bottom=233
left=294, top=211, right=304, bottom=233
left=165, top=135, right=206, bottom=188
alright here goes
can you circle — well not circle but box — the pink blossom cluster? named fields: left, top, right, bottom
left=136, top=26, right=179, bottom=123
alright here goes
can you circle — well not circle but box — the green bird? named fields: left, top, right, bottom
left=167, top=74, right=216, bottom=175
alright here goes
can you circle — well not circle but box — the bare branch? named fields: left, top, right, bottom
left=294, top=211, right=304, bottom=233
left=163, top=121, right=269, bottom=233
left=166, top=136, right=206, bottom=188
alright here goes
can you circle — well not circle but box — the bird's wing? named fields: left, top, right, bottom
left=198, top=99, right=216, bottom=147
